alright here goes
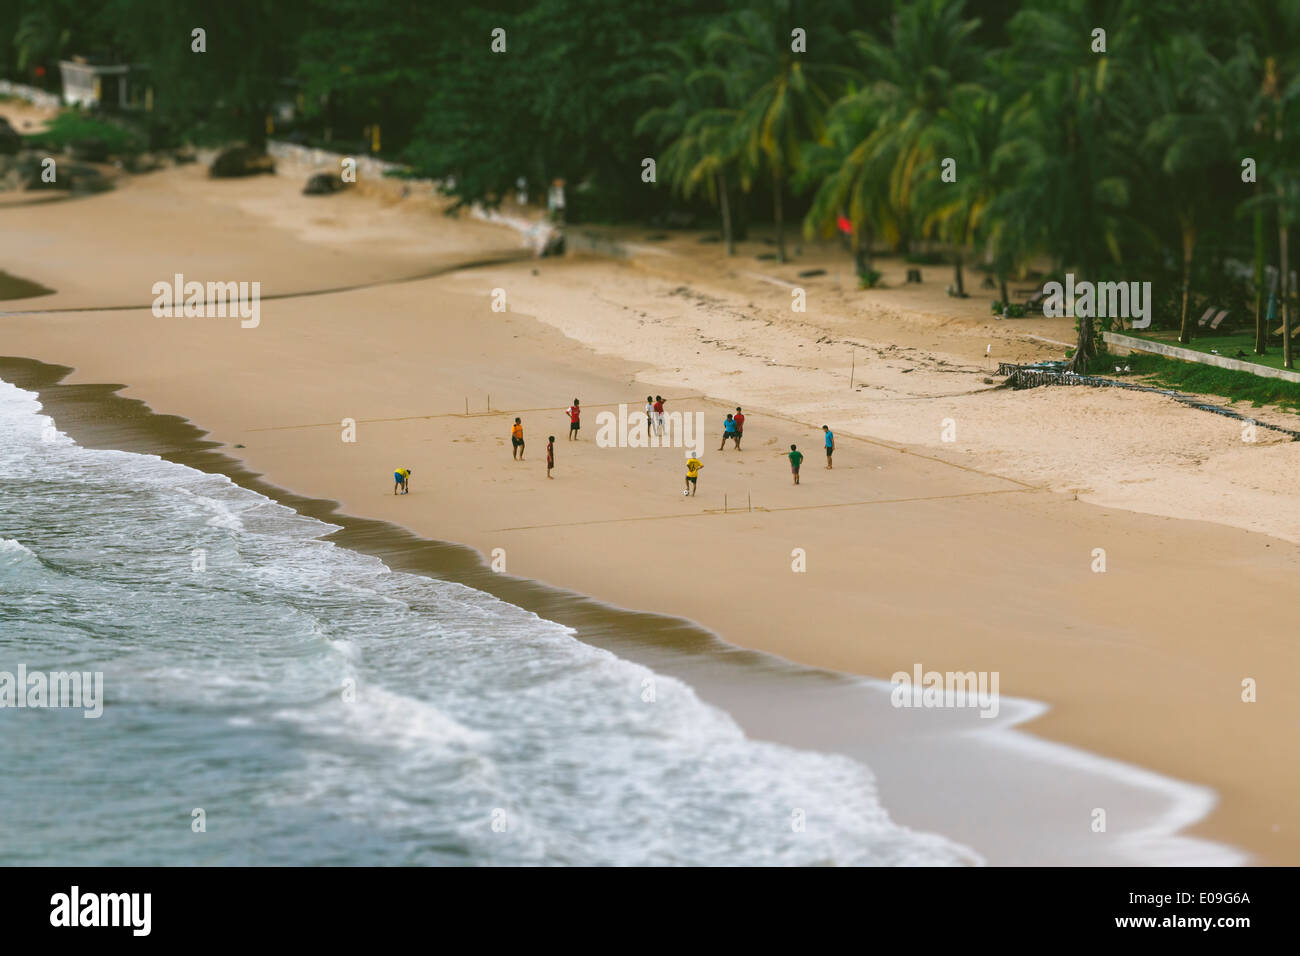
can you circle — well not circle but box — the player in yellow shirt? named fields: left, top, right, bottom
left=684, top=453, right=703, bottom=496
left=394, top=467, right=411, bottom=495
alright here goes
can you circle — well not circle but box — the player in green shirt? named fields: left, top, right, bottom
left=788, top=444, right=803, bottom=485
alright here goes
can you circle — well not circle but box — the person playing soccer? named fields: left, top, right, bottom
left=788, top=444, right=803, bottom=485
left=718, top=413, right=737, bottom=451
left=546, top=436, right=555, bottom=478
left=394, top=467, right=411, bottom=495
left=685, top=453, right=703, bottom=496
left=566, top=399, right=581, bottom=440
left=512, top=417, right=525, bottom=460
left=823, top=425, right=834, bottom=469
left=732, top=407, right=745, bottom=449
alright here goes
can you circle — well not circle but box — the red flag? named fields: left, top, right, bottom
left=836, top=215, right=852, bottom=235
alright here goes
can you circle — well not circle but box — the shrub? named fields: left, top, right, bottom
left=28, top=111, right=145, bottom=157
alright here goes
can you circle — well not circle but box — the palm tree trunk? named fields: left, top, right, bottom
left=248, top=105, right=268, bottom=150
left=1281, top=208, right=1292, bottom=369
left=1177, top=220, right=1195, bottom=345
left=998, top=272, right=1010, bottom=307
left=953, top=213, right=971, bottom=297
left=1067, top=255, right=1096, bottom=373
left=1278, top=107, right=1291, bottom=368
left=854, top=223, right=874, bottom=275
left=1069, top=317, right=1096, bottom=373
left=718, top=172, right=734, bottom=256
left=1255, top=207, right=1266, bottom=354
left=772, top=168, right=785, bottom=263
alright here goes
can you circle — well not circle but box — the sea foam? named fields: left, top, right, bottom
left=0, top=377, right=975, bottom=866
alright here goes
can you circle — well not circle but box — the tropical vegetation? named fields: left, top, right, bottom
left=5, top=0, right=1299, bottom=368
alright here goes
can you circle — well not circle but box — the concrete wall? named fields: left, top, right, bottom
left=0, top=80, right=61, bottom=110
left=266, top=140, right=409, bottom=181
left=264, top=140, right=647, bottom=261
left=1104, top=331, right=1300, bottom=384
left=265, top=140, right=440, bottom=202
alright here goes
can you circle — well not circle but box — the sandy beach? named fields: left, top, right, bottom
left=3, top=158, right=1299, bottom=864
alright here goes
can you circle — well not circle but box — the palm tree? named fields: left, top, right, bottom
left=1131, top=35, right=1242, bottom=344
left=914, top=90, right=1014, bottom=297
left=636, top=41, right=741, bottom=254
left=981, top=120, right=1042, bottom=306
left=1263, top=62, right=1300, bottom=368
left=1005, top=0, right=1145, bottom=372
left=1226, top=33, right=1276, bottom=356
left=848, top=0, right=987, bottom=257
left=800, top=84, right=899, bottom=278
left=706, top=3, right=847, bottom=263
left=678, top=109, right=744, bottom=256
left=1240, top=0, right=1300, bottom=367
left=14, top=6, right=70, bottom=81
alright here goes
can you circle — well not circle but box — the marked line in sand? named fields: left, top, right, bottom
left=0, top=251, right=534, bottom=316
left=1022, top=333, right=1075, bottom=349
left=244, top=396, right=711, bottom=431
left=743, top=271, right=799, bottom=288
left=488, top=487, right=1038, bottom=532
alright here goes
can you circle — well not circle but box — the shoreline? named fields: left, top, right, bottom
left=0, top=355, right=1246, bottom=865
left=2, top=163, right=1296, bottom=865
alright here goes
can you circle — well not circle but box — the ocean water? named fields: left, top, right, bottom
left=0, top=378, right=976, bottom=866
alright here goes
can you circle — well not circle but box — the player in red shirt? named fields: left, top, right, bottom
left=566, top=399, right=581, bottom=440
left=732, top=407, right=745, bottom=449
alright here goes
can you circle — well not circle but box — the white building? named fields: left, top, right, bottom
left=59, top=58, right=133, bottom=109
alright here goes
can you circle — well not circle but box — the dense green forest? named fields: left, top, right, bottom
left=5, top=0, right=1300, bottom=369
